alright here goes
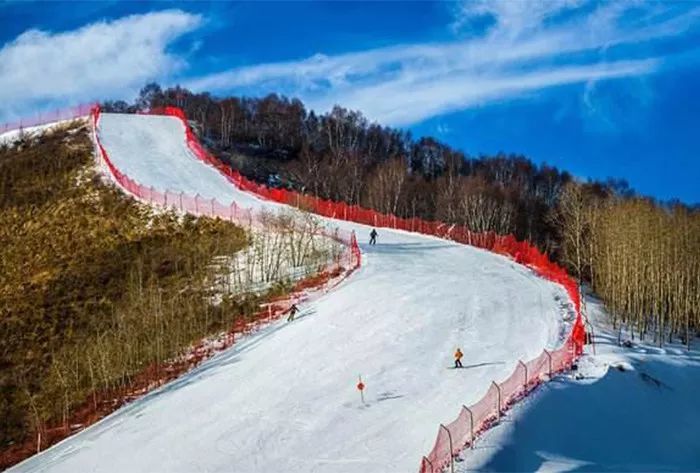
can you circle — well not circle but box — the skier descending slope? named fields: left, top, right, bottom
left=286, top=304, right=299, bottom=322
left=454, top=348, right=464, bottom=368
left=369, top=228, right=378, bottom=245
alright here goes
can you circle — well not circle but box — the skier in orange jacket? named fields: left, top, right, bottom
left=454, top=348, right=463, bottom=368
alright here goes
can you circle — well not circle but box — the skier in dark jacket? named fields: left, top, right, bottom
left=286, top=304, right=299, bottom=322
left=369, top=228, right=378, bottom=245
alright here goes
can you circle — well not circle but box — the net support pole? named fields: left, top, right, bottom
left=462, top=405, right=475, bottom=449
left=544, top=349, right=552, bottom=377
left=492, top=381, right=502, bottom=418
left=440, top=424, right=455, bottom=473
left=422, top=456, right=434, bottom=473
left=519, top=360, right=528, bottom=392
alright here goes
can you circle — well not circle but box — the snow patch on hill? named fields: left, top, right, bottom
left=0, top=118, right=87, bottom=146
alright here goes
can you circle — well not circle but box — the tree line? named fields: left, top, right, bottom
left=553, top=183, right=700, bottom=347
left=104, top=83, right=579, bottom=254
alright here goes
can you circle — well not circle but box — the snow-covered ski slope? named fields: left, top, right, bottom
left=11, top=113, right=571, bottom=473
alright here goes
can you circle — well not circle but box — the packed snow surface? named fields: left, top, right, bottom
left=10, top=113, right=571, bottom=473
left=457, top=294, right=700, bottom=472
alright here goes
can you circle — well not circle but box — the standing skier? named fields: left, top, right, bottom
left=454, top=348, right=464, bottom=368
left=286, top=304, right=299, bottom=322
left=369, top=228, right=378, bottom=245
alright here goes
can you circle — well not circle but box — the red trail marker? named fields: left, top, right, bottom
left=357, top=375, right=365, bottom=404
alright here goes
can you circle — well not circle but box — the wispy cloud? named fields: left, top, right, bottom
left=3, top=2, right=697, bottom=126
left=185, top=0, right=699, bottom=126
left=0, top=10, right=201, bottom=121
left=315, top=59, right=659, bottom=126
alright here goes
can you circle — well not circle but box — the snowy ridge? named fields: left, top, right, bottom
left=0, top=104, right=94, bottom=141
left=0, top=118, right=88, bottom=147
left=10, top=109, right=578, bottom=473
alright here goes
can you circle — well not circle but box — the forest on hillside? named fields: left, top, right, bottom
left=103, top=84, right=700, bottom=347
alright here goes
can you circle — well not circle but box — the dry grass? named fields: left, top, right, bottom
left=0, top=125, right=258, bottom=449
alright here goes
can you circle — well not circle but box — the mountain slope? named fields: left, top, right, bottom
left=10, top=113, right=572, bottom=473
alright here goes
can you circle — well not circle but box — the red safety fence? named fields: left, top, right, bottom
left=419, top=339, right=580, bottom=472
left=152, top=106, right=581, bottom=305
left=90, top=106, right=361, bottom=285
left=1, top=103, right=95, bottom=135
left=96, top=105, right=585, bottom=473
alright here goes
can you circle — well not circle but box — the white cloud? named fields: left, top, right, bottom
left=0, top=10, right=201, bottom=121
left=309, top=59, right=659, bottom=126
left=4, top=2, right=696, bottom=126
left=184, top=0, right=699, bottom=126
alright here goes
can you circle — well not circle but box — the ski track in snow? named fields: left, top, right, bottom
left=9, top=114, right=571, bottom=473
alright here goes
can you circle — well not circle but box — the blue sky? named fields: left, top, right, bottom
left=1, top=1, right=699, bottom=203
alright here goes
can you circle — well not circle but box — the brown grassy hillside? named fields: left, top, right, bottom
left=0, top=124, right=259, bottom=451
